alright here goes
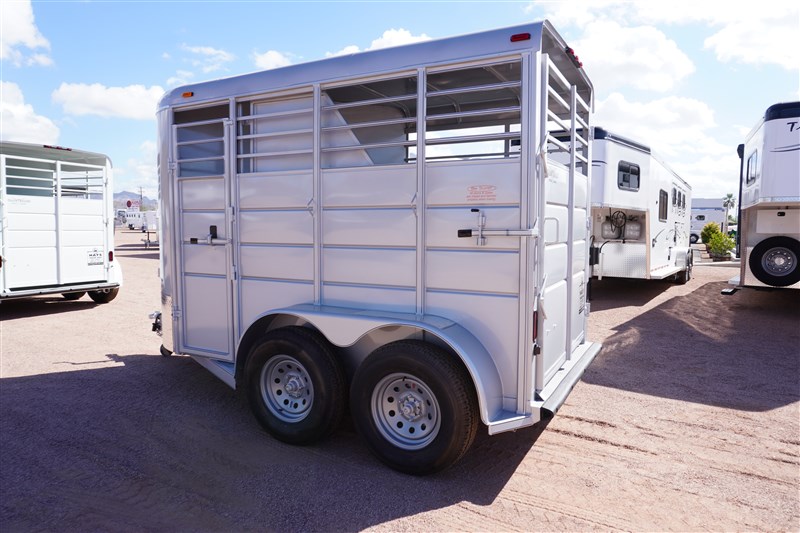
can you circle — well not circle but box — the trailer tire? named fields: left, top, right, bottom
left=245, top=327, right=345, bottom=445
left=350, top=340, right=478, bottom=475
left=690, top=233, right=699, bottom=244
left=88, top=287, right=119, bottom=303
left=62, top=291, right=86, bottom=301
left=749, top=236, right=800, bottom=287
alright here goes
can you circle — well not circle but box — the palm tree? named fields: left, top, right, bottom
left=722, top=193, right=736, bottom=234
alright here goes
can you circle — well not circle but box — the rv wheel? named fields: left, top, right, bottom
left=88, top=288, right=119, bottom=303
left=350, top=341, right=478, bottom=475
left=62, top=291, right=86, bottom=301
left=245, top=327, right=345, bottom=445
left=690, top=234, right=699, bottom=244
left=749, top=236, right=800, bottom=287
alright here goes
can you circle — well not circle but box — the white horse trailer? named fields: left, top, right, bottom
left=1, top=142, right=122, bottom=303
left=730, top=102, right=800, bottom=290
left=690, top=199, right=727, bottom=244
left=588, top=128, right=693, bottom=283
left=152, top=21, right=601, bottom=474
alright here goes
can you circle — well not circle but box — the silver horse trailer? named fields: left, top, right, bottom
left=152, top=21, right=601, bottom=474
left=1, top=141, right=122, bottom=303
left=730, top=102, right=800, bottom=291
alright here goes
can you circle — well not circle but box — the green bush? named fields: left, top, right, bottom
left=708, top=232, right=735, bottom=257
left=700, top=222, right=721, bottom=244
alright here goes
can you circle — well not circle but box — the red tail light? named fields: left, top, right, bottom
left=109, top=251, right=114, bottom=262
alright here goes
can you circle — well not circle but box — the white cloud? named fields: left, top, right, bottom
left=114, top=140, right=158, bottom=198
left=0, top=81, right=59, bottom=143
left=704, top=13, right=799, bottom=71
left=181, top=44, right=235, bottom=73
left=0, top=0, right=52, bottom=67
left=326, top=45, right=360, bottom=58
left=573, top=20, right=694, bottom=93
left=52, top=83, right=164, bottom=120
left=167, top=70, right=194, bottom=88
left=327, top=28, right=430, bottom=57
left=253, top=50, right=292, bottom=70
left=531, top=0, right=799, bottom=70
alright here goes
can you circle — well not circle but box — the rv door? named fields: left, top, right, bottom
left=172, top=112, right=236, bottom=360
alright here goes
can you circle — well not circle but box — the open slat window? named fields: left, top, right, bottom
left=238, top=94, right=314, bottom=173
left=321, top=76, right=417, bottom=168
left=424, top=61, right=521, bottom=162
left=4, top=158, right=55, bottom=197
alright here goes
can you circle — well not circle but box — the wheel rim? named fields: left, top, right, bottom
left=762, top=247, right=796, bottom=277
left=260, top=355, right=314, bottom=423
left=371, top=373, right=441, bottom=451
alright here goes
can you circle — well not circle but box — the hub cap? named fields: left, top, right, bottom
left=762, top=247, right=796, bottom=277
left=371, top=373, right=441, bottom=450
left=260, top=355, right=313, bottom=422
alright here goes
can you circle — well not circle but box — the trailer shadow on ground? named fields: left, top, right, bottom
left=590, top=277, right=681, bottom=310
left=0, top=352, right=544, bottom=532
left=0, top=296, right=99, bottom=318
left=584, top=280, right=800, bottom=411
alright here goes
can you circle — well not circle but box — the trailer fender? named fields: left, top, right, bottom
left=241, top=304, right=504, bottom=427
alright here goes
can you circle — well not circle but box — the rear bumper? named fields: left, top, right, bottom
left=1, top=281, right=120, bottom=300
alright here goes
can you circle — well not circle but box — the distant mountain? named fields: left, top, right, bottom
left=114, top=191, right=157, bottom=211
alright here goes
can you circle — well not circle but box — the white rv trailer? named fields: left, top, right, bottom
left=152, top=21, right=601, bottom=474
left=690, top=198, right=727, bottom=244
left=588, top=128, right=693, bottom=283
left=730, top=102, right=800, bottom=290
left=0, top=142, right=122, bottom=303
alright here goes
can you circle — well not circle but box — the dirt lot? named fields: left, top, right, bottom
left=1, top=229, right=798, bottom=532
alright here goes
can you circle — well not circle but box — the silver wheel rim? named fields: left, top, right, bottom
left=762, top=247, right=796, bottom=277
left=260, top=355, right=313, bottom=423
left=371, top=373, right=441, bottom=450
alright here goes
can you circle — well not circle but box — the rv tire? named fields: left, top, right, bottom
left=62, top=291, right=86, bottom=301
left=690, top=234, right=699, bottom=244
left=88, top=287, right=119, bottom=303
left=350, top=340, right=478, bottom=475
left=749, top=236, right=800, bottom=287
left=245, top=327, right=345, bottom=445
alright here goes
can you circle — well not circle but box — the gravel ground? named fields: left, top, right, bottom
left=1, top=229, right=798, bottom=532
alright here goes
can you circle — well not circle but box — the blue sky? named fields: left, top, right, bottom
left=2, top=0, right=798, bottom=202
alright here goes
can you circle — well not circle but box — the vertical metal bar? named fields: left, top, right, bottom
left=516, top=52, right=533, bottom=416
left=313, top=85, right=322, bottom=305
left=564, top=86, right=577, bottom=361
left=0, top=155, right=7, bottom=292
left=55, top=161, right=62, bottom=285
left=226, top=101, right=239, bottom=355
left=415, top=68, right=426, bottom=316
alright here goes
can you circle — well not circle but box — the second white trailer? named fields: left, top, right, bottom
left=589, top=128, right=693, bottom=283
left=1, top=141, right=122, bottom=303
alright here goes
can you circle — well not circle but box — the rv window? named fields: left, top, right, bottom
left=672, top=188, right=677, bottom=206
left=681, top=193, right=686, bottom=209
left=617, top=161, right=640, bottom=191
left=424, top=60, right=522, bottom=162
left=746, top=151, right=758, bottom=185
left=658, top=189, right=668, bottom=221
